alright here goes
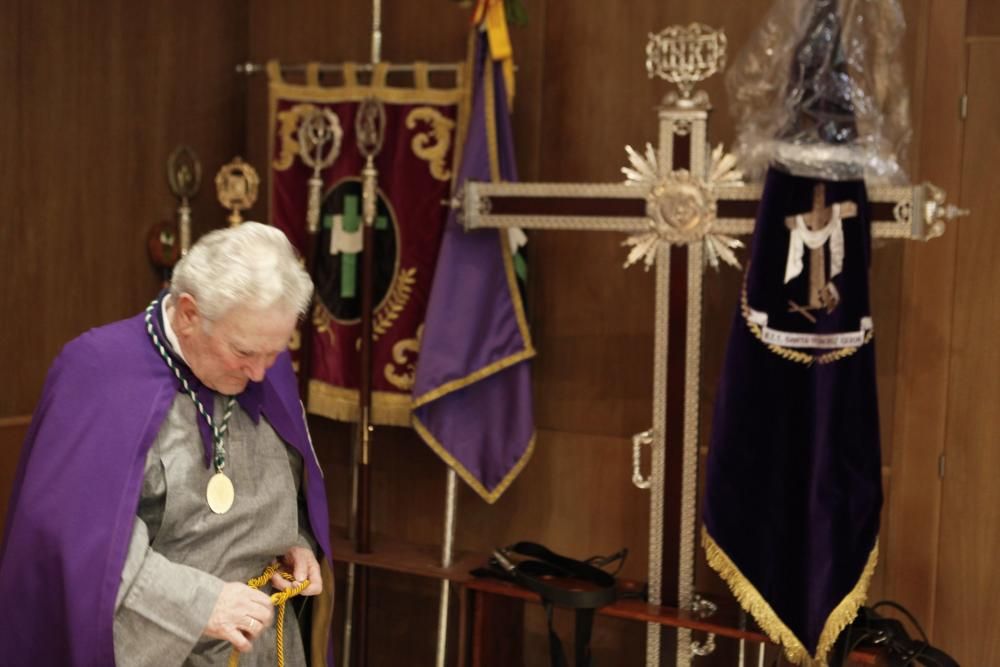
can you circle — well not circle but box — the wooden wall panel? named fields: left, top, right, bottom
left=2, top=0, right=247, bottom=417
left=933, top=38, right=1000, bottom=667
left=884, top=0, right=966, bottom=639
left=966, top=0, right=1000, bottom=37
left=0, top=421, right=30, bottom=536
left=0, top=2, right=21, bottom=401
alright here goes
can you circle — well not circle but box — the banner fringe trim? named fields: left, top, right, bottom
left=702, top=527, right=878, bottom=666
left=306, top=381, right=412, bottom=427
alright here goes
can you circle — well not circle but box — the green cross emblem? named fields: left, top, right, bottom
left=324, top=193, right=388, bottom=298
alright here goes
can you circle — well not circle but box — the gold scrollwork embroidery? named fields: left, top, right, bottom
left=373, top=267, right=417, bottom=341
left=384, top=324, right=423, bottom=391
left=312, top=300, right=337, bottom=348
left=405, top=107, right=455, bottom=181
left=313, top=268, right=416, bottom=351
left=273, top=103, right=319, bottom=171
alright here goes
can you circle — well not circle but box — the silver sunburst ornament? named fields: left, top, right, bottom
left=621, top=142, right=744, bottom=270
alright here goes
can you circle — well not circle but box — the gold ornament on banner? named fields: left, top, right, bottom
left=215, top=157, right=260, bottom=226
left=406, top=106, right=455, bottom=181
left=274, top=103, right=318, bottom=171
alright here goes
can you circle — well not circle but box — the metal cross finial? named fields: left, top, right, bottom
left=167, top=145, right=202, bottom=254
left=646, top=24, right=727, bottom=108
left=298, top=108, right=343, bottom=233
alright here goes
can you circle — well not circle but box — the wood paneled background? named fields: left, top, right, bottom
left=2, top=1, right=997, bottom=665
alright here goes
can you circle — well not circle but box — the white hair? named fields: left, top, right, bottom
left=170, top=222, right=313, bottom=322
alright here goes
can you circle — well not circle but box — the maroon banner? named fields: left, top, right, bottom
left=268, top=63, right=466, bottom=425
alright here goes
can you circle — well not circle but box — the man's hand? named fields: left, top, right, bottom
left=203, top=582, right=274, bottom=653
left=271, top=546, right=323, bottom=596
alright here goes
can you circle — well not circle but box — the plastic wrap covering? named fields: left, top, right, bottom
left=726, top=0, right=911, bottom=183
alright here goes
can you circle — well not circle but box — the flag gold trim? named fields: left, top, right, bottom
left=413, top=415, right=535, bottom=504
left=410, top=36, right=535, bottom=410
left=702, top=527, right=878, bottom=666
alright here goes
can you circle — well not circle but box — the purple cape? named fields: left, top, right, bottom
left=0, top=304, right=332, bottom=666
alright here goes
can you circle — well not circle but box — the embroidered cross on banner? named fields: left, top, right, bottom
left=783, top=183, right=859, bottom=317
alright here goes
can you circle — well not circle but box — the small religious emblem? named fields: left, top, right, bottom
left=784, top=183, right=858, bottom=319
left=329, top=195, right=365, bottom=298
left=168, top=145, right=202, bottom=200
left=646, top=23, right=726, bottom=104
left=325, top=193, right=389, bottom=299
left=621, top=143, right=744, bottom=271
left=206, top=472, right=235, bottom=514
left=298, top=108, right=343, bottom=233
left=167, top=145, right=202, bottom=254
left=355, top=97, right=387, bottom=160
left=356, top=97, right=387, bottom=230
left=215, top=157, right=260, bottom=226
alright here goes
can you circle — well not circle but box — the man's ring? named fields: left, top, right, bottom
left=246, top=616, right=257, bottom=632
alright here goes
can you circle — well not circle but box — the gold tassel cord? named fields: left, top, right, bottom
left=228, top=564, right=311, bottom=667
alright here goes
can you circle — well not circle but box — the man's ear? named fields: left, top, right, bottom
left=174, top=294, right=201, bottom=337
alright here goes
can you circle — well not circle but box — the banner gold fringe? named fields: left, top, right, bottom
left=702, top=527, right=878, bottom=666
left=307, top=381, right=412, bottom=427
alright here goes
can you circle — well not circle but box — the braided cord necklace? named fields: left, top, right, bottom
left=145, top=299, right=238, bottom=514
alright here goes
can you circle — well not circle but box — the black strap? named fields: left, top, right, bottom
left=492, top=542, right=619, bottom=610
left=542, top=601, right=568, bottom=667
left=573, top=607, right=595, bottom=667
left=832, top=602, right=961, bottom=667
left=472, top=541, right=625, bottom=667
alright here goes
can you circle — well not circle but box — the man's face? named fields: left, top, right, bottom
left=173, top=295, right=298, bottom=395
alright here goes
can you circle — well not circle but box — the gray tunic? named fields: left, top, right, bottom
left=114, top=394, right=314, bottom=667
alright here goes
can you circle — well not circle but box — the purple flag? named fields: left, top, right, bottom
left=411, top=31, right=535, bottom=503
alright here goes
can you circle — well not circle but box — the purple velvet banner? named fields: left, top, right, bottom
left=703, top=168, right=882, bottom=665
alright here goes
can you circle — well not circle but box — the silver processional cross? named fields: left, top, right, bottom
left=461, top=23, right=965, bottom=667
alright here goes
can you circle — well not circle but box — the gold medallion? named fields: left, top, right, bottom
left=206, top=472, right=235, bottom=514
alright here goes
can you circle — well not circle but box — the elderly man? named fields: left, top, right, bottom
left=0, top=223, right=334, bottom=666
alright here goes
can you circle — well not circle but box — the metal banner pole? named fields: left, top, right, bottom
left=435, top=470, right=459, bottom=667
